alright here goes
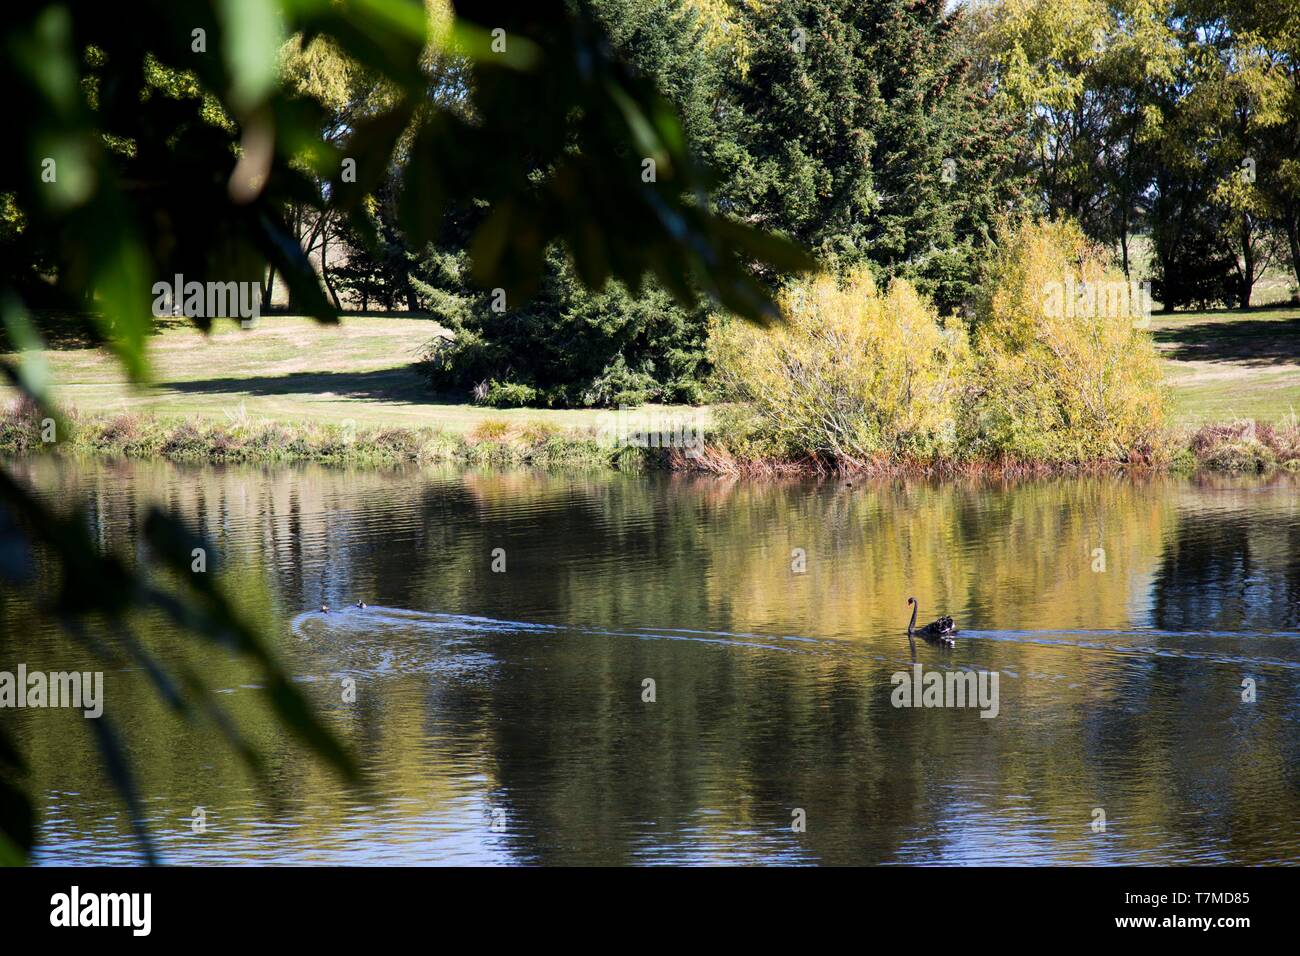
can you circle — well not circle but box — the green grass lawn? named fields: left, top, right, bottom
left=3, top=314, right=706, bottom=432
left=1151, top=304, right=1300, bottom=424
left=3, top=307, right=1297, bottom=431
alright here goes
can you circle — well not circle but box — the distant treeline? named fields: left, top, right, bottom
left=4, top=1, right=1298, bottom=408
left=299, top=1, right=1300, bottom=407
left=260, top=0, right=1023, bottom=407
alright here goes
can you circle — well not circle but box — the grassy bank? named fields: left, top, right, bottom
left=0, top=405, right=631, bottom=470
left=2, top=402, right=1298, bottom=476
left=670, top=418, right=1300, bottom=476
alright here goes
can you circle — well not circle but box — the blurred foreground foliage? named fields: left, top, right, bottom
left=0, top=0, right=812, bottom=863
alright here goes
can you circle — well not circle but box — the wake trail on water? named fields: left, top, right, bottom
left=289, top=606, right=1300, bottom=675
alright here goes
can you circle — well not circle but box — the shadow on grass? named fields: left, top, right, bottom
left=1154, top=314, right=1300, bottom=367
left=157, top=366, right=450, bottom=405
left=1, top=311, right=103, bottom=351
left=5, top=312, right=265, bottom=351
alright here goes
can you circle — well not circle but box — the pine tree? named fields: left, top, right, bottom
left=715, top=0, right=1026, bottom=310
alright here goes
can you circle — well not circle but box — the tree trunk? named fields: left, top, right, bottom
left=286, top=207, right=301, bottom=313
left=321, top=231, right=342, bottom=310
left=1286, top=205, right=1300, bottom=294
left=1240, top=215, right=1254, bottom=311
left=262, top=264, right=277, bottom=311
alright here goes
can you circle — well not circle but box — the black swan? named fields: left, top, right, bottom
left=907, top=597, right=955, bottom=646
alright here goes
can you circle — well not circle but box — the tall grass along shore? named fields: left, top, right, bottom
left=2, top=401, right=1297, bottom=476
left=0, top=403, right=620, bottom=470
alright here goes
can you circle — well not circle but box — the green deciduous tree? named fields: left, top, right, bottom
left=980, top=0, right=1300, bottom=309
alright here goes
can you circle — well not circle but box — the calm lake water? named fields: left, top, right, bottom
left=3, top=457, right=1299, bottom=865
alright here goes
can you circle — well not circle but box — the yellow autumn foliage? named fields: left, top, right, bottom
left=709, top=269, right=969, bottom=465
left=710, top=219, right=1170, bottom=467
left=967, top=218, right=1169, bottom=462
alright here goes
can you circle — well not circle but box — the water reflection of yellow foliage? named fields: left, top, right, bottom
left=694, top=476, right=1179, bottom=638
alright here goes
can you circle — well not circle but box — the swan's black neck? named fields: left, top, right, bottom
left=907, top=601, right=918, bottom=635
